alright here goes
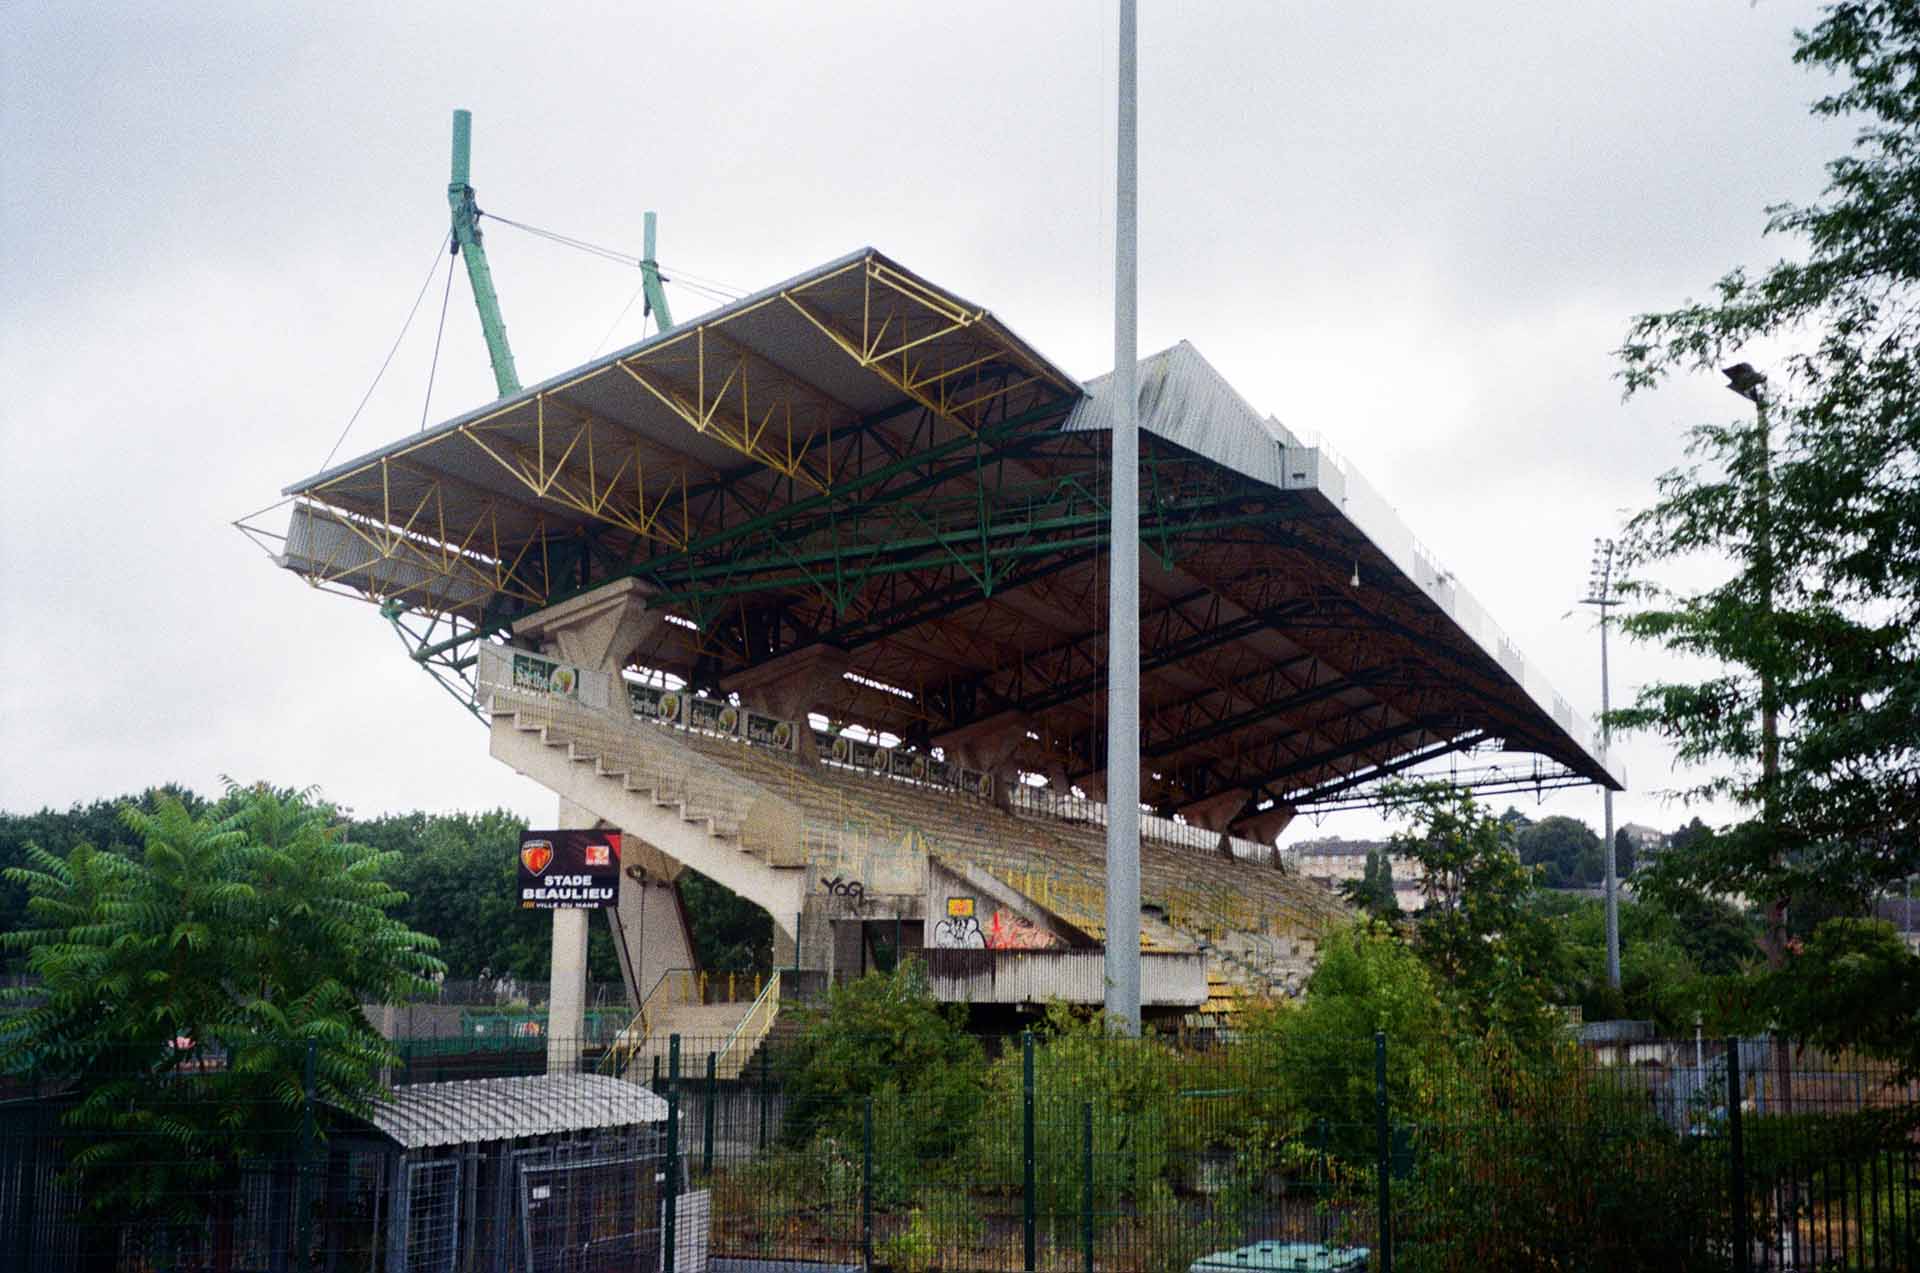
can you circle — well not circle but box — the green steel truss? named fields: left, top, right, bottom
left=381, top=391, right=1590, bottom=819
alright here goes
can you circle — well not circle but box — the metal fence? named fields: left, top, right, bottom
left=2, top=1030, right=1915, bottom=1272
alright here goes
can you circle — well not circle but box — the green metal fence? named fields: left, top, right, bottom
left=2, top=1029, right=1915, bottom=1271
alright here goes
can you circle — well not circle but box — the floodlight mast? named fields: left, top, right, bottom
left=1104, top=0, right=1143, bottom=1036
left=1582, top=538, right=1621, bottom=991
left=449, top=109, right=522, bottom=398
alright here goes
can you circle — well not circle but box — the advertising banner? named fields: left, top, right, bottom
left=686, top=697, right=739, bottom=737
left=742, top=710, right=796, bottom=751
left=628, top=682, right=684, bottom=724
left=517, top=830, right=622, bottom=909
left=511, top=652, right=580, bottom=700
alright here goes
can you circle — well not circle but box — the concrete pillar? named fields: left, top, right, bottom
left=726, top=644, right=850, bottom=762
left=547, top=793, right=596, bottom=1072
left=606, top=840, right=696, bottom=1009
left=513, top=579, right=664, bottom=1075
left=1238, top=805, right=1298, bottom=866
left=1181, top=789, right=1251, bottom=859
left=933, top=709, right=1032, bottom=774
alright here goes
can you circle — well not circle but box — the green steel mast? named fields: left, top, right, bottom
left=448, top=109, right=521, bottom=397
left=642, top=210, right=674, bottom=333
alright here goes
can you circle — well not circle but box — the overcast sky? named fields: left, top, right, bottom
left=0, top=1, right=1852, bottom=847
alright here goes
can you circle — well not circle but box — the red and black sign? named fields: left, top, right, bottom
left=517, top=829, right=622, bottom=909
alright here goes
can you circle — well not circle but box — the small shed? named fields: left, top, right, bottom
left=333, top=1073, right=686, bottom=1273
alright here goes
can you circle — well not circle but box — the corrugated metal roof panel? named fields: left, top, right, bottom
left=363, top=1074, right=666, bottom=1149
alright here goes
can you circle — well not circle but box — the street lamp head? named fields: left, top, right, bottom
left=1723, top=362, right=1768, bottom=403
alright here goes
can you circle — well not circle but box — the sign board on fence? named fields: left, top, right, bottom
left=512, top=652, right=579, bottom=699
left=628, top=682, right=684, bottom=724
left=518, top=830, right=621, bottom=909
left=742, top=710, right=795, bottom=751
left=686, top=697, right=739, bottom=736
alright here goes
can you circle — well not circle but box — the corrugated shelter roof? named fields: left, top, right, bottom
left=360, top=1074, right=665, bottom=1150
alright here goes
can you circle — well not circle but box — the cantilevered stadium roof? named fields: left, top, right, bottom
left=252, top=247, right=1620, bottom=832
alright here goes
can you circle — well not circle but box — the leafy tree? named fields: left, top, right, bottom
left=1614, top=2, right=1920, bottom=1050
left=775, top=961, right=985, bottom=1161
left=1384, top=784, right=1565, bottom=1044
left=680, top=867, right=773, bottom=971
left=0, top=786, right=442, bottom=1268
left=1337, top=847, right=1402, bottom=919
left=1516, top=815, right=1604, bottom=888
left=0, top=788, right=209, bottom=972
left=1763, top=918, right=1920, bottom=1068
left=357, top=808, right=610, bottom=982
left=1242, top=921, right=1448, bottom=1161
left=1613, top=827, right=1636, bottom=877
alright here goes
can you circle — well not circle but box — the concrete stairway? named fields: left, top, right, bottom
left=488, top=698, right=809, bottom=936
left=620, top=1001, right=762, bottom=1077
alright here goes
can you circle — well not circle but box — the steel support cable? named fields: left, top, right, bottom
left=482, top=211, right=746, bottom=324
left=592, top=282, right=651, bottom=357
left=482, top=208, right=752, bottom=299
left=319, top=229, right=454, bottom=471
left=420, top=245, right=458, bottom=430
left=482, top=210, right=638, bottom=267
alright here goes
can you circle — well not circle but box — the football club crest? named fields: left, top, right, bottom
left=521, top=840, right=554, bottom=875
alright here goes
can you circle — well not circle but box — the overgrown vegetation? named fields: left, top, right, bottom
left=1613, top=0, right=1920, bottom=1075
left=1, top=789, right=772, bottom=982
left=0, top=785, right=443, bottom=1268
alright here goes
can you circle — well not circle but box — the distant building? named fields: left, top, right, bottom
left=1292, top=837, right=1424, bottom=910
left=1619, top=822, right=1669, bottom=864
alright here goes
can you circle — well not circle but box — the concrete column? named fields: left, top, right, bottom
left=1180, top=788, right=1251, bottom=859
left=1238, top=805, right=1298, bottom=866
left=547, top=793, right=596, bottom=1073
left=513, top=579, right=663, bottom=1076
left=726, top=644, right=850, bottom=762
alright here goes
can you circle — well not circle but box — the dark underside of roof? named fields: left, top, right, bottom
left=273, top=249, right=1615, bottom=830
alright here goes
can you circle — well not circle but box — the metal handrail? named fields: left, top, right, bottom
left=600, top=966, right=701, bottom=1075
left=714, top=969, right=781, bottom=1080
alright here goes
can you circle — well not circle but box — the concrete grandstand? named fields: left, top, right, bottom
left=246, top=248, right=1621, bottom=1057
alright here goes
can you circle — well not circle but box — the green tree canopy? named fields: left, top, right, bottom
left=1515, top=815, right=1604, bottom=889
left=0, top=786, right=443, bottom=1246
left=1385, top=784, right=1567, bottom=1044
left=1614, top=1, right=1920, bottom=1069
left=1615, top=3, right=1920, bottom=970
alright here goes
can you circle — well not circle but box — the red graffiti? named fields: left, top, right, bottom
left=985, top=909, right=1061, bottom=950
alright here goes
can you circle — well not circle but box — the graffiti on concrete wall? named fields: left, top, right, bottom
left=932, top=896, right=983, bottom=948
left=984, top=908, right=1062, bottom=950
left=933, top=915, right=985, bottom=948
left=820, top=876, right=866, bottom=901
left=930, top=895, right=1061, bottom=950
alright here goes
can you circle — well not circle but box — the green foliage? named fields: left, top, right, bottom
left=1527, top=891, right=1751, bottom=1030
left=1763, top=917, right=1920, bottom=1072
left=680, top=868, right=773, bottom=971
left=1384, top=783, right=1565, bottom=1044
left=977, top=1006, right=1184, bottom=1218
left=775, top=961, right=986, bottom=1185
left=1515, top=815, right=1605, bottom=889
left=0, top=787, right=208, bottom=973
left=1238, top=923, right=1446, bottom=1161
left=1614, top=2, right=1920, bottom=1055
left=1398, top=1040, right=1730, bottom=1271
left=0, top=785, right=443, bottom=1227
left=1337, top=847, right=1402, bottom=919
